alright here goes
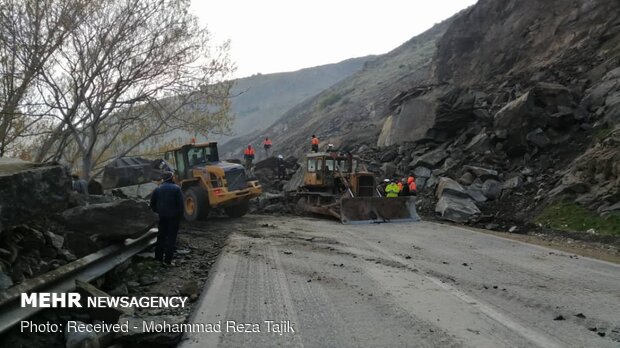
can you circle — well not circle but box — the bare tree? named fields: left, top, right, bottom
left=36, top=0, right=234, bottom=179
left=0, top=0, right=85, bottom=157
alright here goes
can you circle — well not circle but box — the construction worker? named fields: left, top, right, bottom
left=71, top=174, right=88, bottom=194
left=399, top=178, right=410, bottom=196
left=263, top=137, right=272, bottom=157
left=311, top=134, right=319, bottom=152
left=385, top=179, right=400, bottom=198
left=376, top=178, right=389, bottom=197
left=276, top=154, right=286, bottom=179
left=150, top=171, right=184, bottom=265
left=397, top=179, right=404, bottom=192
left=243, top=144, right=255, bottom=169
left=408, top=176, right=417, bottom=195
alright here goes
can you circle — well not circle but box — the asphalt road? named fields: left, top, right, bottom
left=179, top=215, right=620, bottom=348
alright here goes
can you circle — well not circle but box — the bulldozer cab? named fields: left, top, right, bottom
left=164, top=142, right=219, bottom=180
left=303, top=152, right=375, bottom=197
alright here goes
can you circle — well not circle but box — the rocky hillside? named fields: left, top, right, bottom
left=224, top=57, right=374, bottom=140
left=224, top=0, right=620, bottom=235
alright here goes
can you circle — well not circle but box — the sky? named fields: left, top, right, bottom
left=190, top=1, right=478, bottom=79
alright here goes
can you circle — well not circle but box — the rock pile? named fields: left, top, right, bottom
left=250, top=156, right=300, bottom=214
left=362, top=73, right=619, bottom=229
left=0, top=157, right=158, bottom=290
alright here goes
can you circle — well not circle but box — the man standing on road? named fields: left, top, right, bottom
left=385, top=179, right=400, bottom=198
left=150, top=172, right=184, bottom=265
left=399, top=178, right=410, bottom=196
left=408, top=176, right=417, bottom=196
left=376, top=178, right=389, bottom=197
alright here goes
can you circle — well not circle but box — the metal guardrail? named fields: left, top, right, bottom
left=0, top=229, right=157, bottom=334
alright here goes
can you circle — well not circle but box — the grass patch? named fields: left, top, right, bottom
left=535, top=201, right=620, bottom=236
left=594, top=126, right=613, bottom=142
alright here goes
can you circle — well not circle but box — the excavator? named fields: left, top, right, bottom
left=289, top=151, right=419, bottom=224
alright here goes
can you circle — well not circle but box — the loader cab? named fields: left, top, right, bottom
left=164, top=142, right=220, bottom=180
left=305, top=153, right=352, bottom=186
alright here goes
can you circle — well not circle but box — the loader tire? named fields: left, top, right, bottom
left=225, top=201, right=249, bottom=218
left=184, top=186, right=208, bottom=221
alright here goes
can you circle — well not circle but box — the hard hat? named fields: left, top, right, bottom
left=383, top=179, right=390, bottom=183
left=277, top=154, right=284, bottom=159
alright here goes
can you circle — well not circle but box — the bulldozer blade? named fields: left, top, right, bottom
left=340, top=196, right=420, bottom=224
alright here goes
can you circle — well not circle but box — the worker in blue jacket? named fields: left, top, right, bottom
left=150, top=171, right=184, bottom=265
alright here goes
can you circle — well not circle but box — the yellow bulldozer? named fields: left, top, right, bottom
left=291, top=152, right=419, bottom=224
left=163, top=142, right=262, bottom=220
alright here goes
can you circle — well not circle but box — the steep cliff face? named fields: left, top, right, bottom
left=379, top=0, right=620, bottom=146
left=435, top=0, right=620, bottom=85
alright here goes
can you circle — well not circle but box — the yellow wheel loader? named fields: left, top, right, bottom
left=163, top=142, right=262, bottom=221
left=291, top=152, right=419, bottom=224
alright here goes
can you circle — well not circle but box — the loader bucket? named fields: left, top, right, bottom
left=340, top=196, right=420, bottom=224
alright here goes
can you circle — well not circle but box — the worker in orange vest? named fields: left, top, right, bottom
left=243, top=144, right=255, bottom=169
left=397, top=180, right=404, bottom=192
left=263, top=137, right=273, bottom=157
left=311, top=135, right=319, bottom=152
left=408, top=176, right=417, bottom=195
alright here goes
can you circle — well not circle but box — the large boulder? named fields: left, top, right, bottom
left=436, top=177, right=469, bottom=199
left=59, top=199, right=157, bottom=242
left=435, top=195, right=481, bottom=223
left=494, top=83, right=575, bottom=156
left=409, top=147, right=449, bottom=169
left=412, top=166, right=432, bottom=179
left=0, top=158, right=71, bottom=230
left=381, top=162, right=396, bottom=178
left=549, top=174, right=591, bottom=197
left=464, top=183, right=488, bottom=203
left=482, top=179, right=503, bottom=200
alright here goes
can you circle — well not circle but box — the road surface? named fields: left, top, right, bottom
left=179, top=215, right=620, bottom=348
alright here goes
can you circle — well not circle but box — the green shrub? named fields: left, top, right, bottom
left=535, top=201, right=620, bottom=236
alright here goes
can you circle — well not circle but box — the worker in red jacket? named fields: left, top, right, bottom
left=311, top=135, right=319, bottom=152
left=244, top=144, right=255, bottom=169
left=408, top=176, right=417, bottom=195
left=263, top=137, right=273, bottom=157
